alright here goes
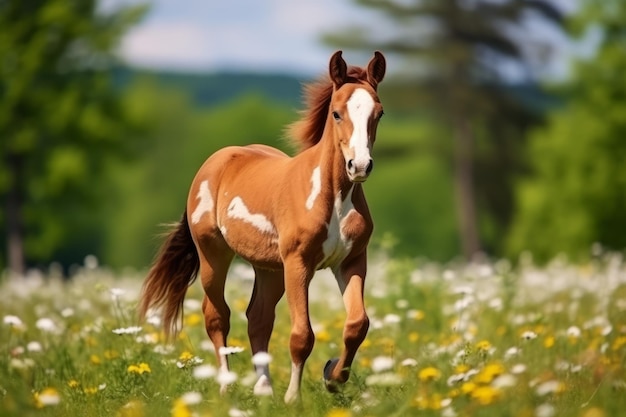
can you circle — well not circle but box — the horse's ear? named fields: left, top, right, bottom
left=329, top=50, right=347, bottom=88
left=367, top=51, right=386, bottom=89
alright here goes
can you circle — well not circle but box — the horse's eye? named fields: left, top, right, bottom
left=378, top=110, right=385, bottom=120
left=332, top=111, right=341, bottom=121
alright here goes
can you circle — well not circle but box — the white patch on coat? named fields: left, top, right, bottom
left=318, top=187, right=355, bottom=270
left=305, top=166, right=321, bottom=210
left=347, top=88, right=375, bottom=168
left=191, top=180, right=214, bottom=224
left=227, top=196, right=276, bottom=235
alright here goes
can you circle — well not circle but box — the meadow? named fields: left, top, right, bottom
left=1, top=250, right=625, bottom=417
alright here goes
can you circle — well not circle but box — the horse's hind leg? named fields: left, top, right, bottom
left=198, top=245, right=235, bottom=394
left=246, top=267, right=285, bottom=396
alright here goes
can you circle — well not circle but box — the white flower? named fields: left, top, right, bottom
left=401, top=358, right=418, bottom=367
left=251, top=352, right=272, bottom=366
left=200, top=340, right=215, bottom=352
left=383, top=314, right=402, bottom=325
left=511, top=364, right=527, bottom=374
left=98, top=383, right=107, bottom=391
left=153, top=344, right=175, bottom=355
left=27, top=341, right=43, bottom=352
left=219, top=346, right=245, bottom=356
left=109, top=288, right=126, bottom=301
left=38, top=389, right=61, bottom=406
left=228, top=408, right=251, bottom=417
left=217, top=370, right=238, bottom=386
left=193, top=365, right=217, bottom=380
left=4, top=315, right=24, bottom=327
left=395, top=299, right=409, bottom=309
left=521, top=331, right=537, bottom=340
left=371, top=356, right=394, bottom=373
left=566, top=326, right=581, bottom=338
left=505, top=347, right=521, bottom=357
left=183, top=299, right=202, bottom=312
left=146, top=315, right=161, bottom=327
left=535, top=404, right=556, bottom=417
left=36, top=318, right=57, bottom=333
left=112, top=326, right=142, bottom=335
left=535, top=380, right=562, bottom=396
left=180, top=391, right=202, bottom=405
left=492, top=374, right=517, bottom=389
left=60, top=308, right=74, bottom=318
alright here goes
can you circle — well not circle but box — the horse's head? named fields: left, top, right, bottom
left=328, top=51, right=386, bottom=183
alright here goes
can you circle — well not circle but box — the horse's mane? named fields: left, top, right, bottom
left=286, top=66, right=370, bottom=152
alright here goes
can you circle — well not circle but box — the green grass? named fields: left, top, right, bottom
left=1, top=252, right=626, bottom=417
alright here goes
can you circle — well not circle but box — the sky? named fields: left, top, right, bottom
left=106, top=0, right=380, bottom=76
left=106, top=0, right=580, bottom=79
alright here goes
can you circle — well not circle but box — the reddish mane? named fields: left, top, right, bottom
left=286, top=66, right=370, bottom=152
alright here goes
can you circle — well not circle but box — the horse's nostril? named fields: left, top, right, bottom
left=347, top=159, right=355, bottom=172
left=366, top=159, right=374, bottom=175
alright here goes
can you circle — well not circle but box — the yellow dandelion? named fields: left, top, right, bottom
left=461, top=381, right=477, bottom=395
left=361, top=339, right=372, bottom=349
left=86, top=336, right=98, bottom=347
left=325, top=408, right=351, bottom=417
left=418, top=366, right=442, bottom=382
left=612, top=336, right=626, bottom=351
left=455, top=364, right=470, bottom=374
left=128, top=362, right=151, bottom=374
left=316, top=329, right=331, bottom=342
left=471, top=385, right=501, bottom=405
left=116, top=400, right=145, bottom=417
left=475, top=362, right=505, bottom=384
left=408, top=332, right=419, bottom=342
left=359, top=356, right=372, bottom=368
left=476, top=340, right=492, bottom=352
left=171, top=399, right=192, bottom=417
left=179, top=351, right=194, bottom=362
left=83, top=387, right=98, bottom=395
left=544, top=335, right=555, bottom=348
left=184, top=313, right=203, bottom=326
left=90, top=354, right=102, bottom=365
left=408, top=310, right=425, bottom=320
left=67, top=379, right=80, bottom=388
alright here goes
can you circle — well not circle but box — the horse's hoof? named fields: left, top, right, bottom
left=324, top=358, right=340, bottom=392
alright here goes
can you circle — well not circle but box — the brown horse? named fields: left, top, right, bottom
left=139, top=50, right=386, bottom=403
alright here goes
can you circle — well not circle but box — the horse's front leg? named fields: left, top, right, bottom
left=282, top=255, right=315, bottom=404
left=324, top=253, right=369, bottom=391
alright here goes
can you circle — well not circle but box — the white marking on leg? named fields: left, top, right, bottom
left=319, top=186, right=355, bottom=270
left=252, top=352, right=274, bottom=396
left=305, top=166, right=321, bottom=210
left=191, top=180, right=214, bottom=224
left=227, top=196, right=276, bottom=234
left=347, top=88, right=375, bottom=168
left=284, top=362, right=303, bottom=404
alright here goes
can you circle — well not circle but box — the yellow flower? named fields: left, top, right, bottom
left=325, top=408, right=351, bottom=417
left=34, top=387, right=61, bottom=408
left=117, top=400, right=145, bottom=417
left=90, top=354, right=102, bottom=365
left=184, top=313, right=203, bottom=326
left=179, top=351, right=194, bottom=362
left=316, top=329, right=331, bottom=342
left=471, top=385, right=501, bottom=405
left=128, top=363, right=151, bottom=374
left=418, top=366, right=442, bottom=382
left=612, top=336, right=626, bottom=351
left=476, top=340, right=492, bottom=352
left=67, top=379, right=80, bottom=388
left=83, top=387, right=98, bottom=395
left=474, top=363, right=505, bottom=384
left=408, top=332, right=419, bottom=342
left=408, top=310, right=425, bottom=320
left=104, top=349, right=120, bottom=359
left=544, top=335, right=555, bottom=348
left=461, top=382, right=477, bottom=395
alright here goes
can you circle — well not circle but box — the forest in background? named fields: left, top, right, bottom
left=1, top=0, right=626, bottom=274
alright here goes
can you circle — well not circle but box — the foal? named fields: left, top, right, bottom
left=139, top=50, right=386, bottom=403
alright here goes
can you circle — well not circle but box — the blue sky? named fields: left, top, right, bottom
left=107, top=0, right=380, bottom=76
left=106, top=0, right=579, bottom=79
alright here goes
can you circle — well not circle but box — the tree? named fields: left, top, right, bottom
left=0, top=0, right=146, bottom=275
left=507, top=0, right=626, bottom=261
left=325, top=0, right=563, bottom=259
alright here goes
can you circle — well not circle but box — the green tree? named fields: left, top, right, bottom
left=0, top=0, right=146, bottom=275
left=325, top=0, right=563, bottom=259
left=507, top=0, right=626, bottom=261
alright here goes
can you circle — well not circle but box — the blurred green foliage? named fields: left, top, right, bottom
left=507, top=0, right=626, bottom=262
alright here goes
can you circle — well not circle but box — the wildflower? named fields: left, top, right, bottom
left=408, top=332, right=419, bottom=342
left=61, top=307, right=75, bottom=317
left=395, top=299, right=409, bottom=309
left=171, top=399, right=192, bottom=417
left=117, top=400, right=145, bottom=417
left=252, top=352, right=272, bottom=366
left=535, top=403, right=556, bottom=417
left=407, top=309, right=425, bottom=320
left=326, top=408, right=352, bottom=417
left=535, top=380, right=564, bottom=396
left=476, top=340, right=493, bottom=352
left=383, top=313, right=402, bottom=325
left=316, top=329, right=331, bottom=342
left=418, top=366, right=442, bottom=382
left=193, top=364, right=217, bottom=379
left=183, top=298, right=202, bottom=312
left=544, top=335, right=555, bottom=348
left=567, top=326, right=582, bottom=339
left=228, top=408, right=252, bottom=417
left=34, top=387, right=61, bottom=408
left=471, top=385, right=501, bottom=405
left=184, top=313, right=202, bottom=326
left=104, top=349, right=120, bottom=359
left=179, top=391, right=202, bottom=405
left=4, top=315, right=25, bottom=329
left=68, top=380, right=80, bottom=388
left=401, top=358, right=418, bottom=367
left=113, top=326, right=142, bottom=335
left=521, top=331, right=538, bottom=340
left=492, top=374, right=517, bottom=389
left=36, top=318, right=57, bottom=333
left=110, top=288, right=126, bottom=301
left=216, top=370, right=238, bottom=386
left=90, top=354, right=101, bottom=365
left=127, top=363, right=151, bottom=375
left=219, top=346, right=245, bottom=356
left=83, top=387, right=99, bottom=395
left=27, top=341, right=43, bottom=352
left=474, top=363, right=505, bottom=384
left=371, top=356, right=394, bottom=373
left=505, top=347, right=521, bottom=358
left=176, top=351, right=203, bottom=368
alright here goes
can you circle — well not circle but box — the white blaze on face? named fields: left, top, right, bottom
left=346, top=88, right=375, bottom=168
left=191, top=180, right=214, bottom=224
left=305, top=166, right=321, bottom=210
left=227, top=196, right=276, bottom=235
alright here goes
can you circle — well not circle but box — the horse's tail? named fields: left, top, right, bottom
left=138, top=210, right=199, bottom=339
